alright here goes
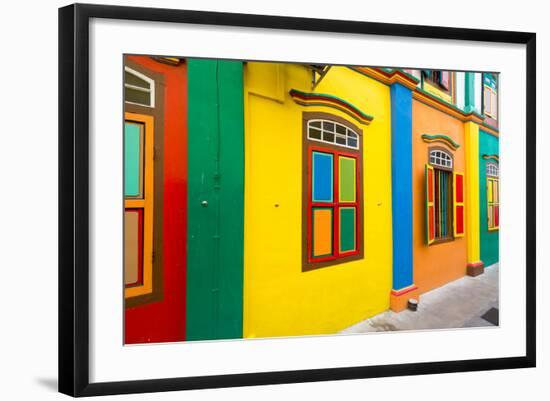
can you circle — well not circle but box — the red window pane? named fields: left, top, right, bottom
left=428, top=168, right=434, bottom=202
left=428, top=205, right=435, bottom=241
left=455, top=205, right=464, bottom=234
left=455, top=174, right=464, bottom=203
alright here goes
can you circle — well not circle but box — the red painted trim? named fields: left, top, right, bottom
left=307, top=149, right=313, bottom=261
left=455, top=173, right=465, bottom=235
left=125, top=56, right=187, bottom=344
left=125, top=208, right=144, bottom=287
left=391, top=284, right=418, bottom=296
left=467, top=261, right=485, bottom=268
left=307, top=145, right=360, bottom=264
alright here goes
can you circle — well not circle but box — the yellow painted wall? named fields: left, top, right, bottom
left=243, top=63, right=393, bottom=338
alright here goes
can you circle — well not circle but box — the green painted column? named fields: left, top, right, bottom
left=464, top=72, right=476, bottom=113
left=187, top=59, right=245, bottom=341
left=478, top=130, right=500, bottom=266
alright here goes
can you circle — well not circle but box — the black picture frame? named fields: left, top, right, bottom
left=59, top=3, right=536, bottom=397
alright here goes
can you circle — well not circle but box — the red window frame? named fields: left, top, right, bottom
left=307, top=145, right=361, bottom=264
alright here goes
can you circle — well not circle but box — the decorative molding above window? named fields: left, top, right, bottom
left=289, top=89, right=373, bottom=125
left=421, top=134, right=460, bottom=150
left=482, top=154, right=499, bottom=162
left=151, top=56, right=182, bottom=66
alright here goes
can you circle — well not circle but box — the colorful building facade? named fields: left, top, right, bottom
left=122, top=56, right=499, bottom=343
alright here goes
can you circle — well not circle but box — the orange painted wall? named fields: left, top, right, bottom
left=412, top=100, right=467, bottom=294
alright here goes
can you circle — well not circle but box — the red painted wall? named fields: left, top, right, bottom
left=125, top=56, right=187, bottom=344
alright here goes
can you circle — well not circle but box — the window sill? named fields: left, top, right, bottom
left=430, top=237, right=455, bottom=246
left=303, top=252, right=363, bottom=272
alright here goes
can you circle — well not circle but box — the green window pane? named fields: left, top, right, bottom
left=124, top=122, right=143, bottom=197
left=339, top=207, right=356, bottom=252
left=339, top=156, right=356, bottom=202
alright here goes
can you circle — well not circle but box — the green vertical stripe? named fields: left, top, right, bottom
left=437, top=170, right=441, bottom=238
left=339, top=157, right=356, bottom=202
left=124, top=122, right=141, bottom=197
left=187, top=59, right=244, bottom=341
left=464, top=72, right=476, bottom=113
left=340, top=207, right=356, bottom=252
left=479, top=131, right=499, bottom=266
left=441, top=173, right=449, bottom=237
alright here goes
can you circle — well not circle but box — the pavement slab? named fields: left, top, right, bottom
left=340, top=263, right=499, bottom=334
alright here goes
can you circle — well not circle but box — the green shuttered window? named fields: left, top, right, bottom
left=426, top=148, right=458, bottom=244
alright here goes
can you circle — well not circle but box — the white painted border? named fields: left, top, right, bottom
left=89, top=17, right=526, bottom=383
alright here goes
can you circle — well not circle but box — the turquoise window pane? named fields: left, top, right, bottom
left=124, top=122, right=142, bottom=197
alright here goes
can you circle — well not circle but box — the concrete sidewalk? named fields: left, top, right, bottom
left=340, top=263, right=499, bottom=333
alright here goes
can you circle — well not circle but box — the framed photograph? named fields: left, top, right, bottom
left=58, top=3, right=536, bottom=397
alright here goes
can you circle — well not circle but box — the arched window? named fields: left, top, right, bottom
left=124, top=67, right=155, bottom=107
left=303, top=112, right=363, bottom=271
left=307, top=119, right=359, bottom=149
left=486, top=162, right=499, bottom=230
left=429, top=149, right=453, bottom=169
left=486, top=162, right=499, bottom=177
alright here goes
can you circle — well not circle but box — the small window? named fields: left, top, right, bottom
left=484, top=86, right=497, bottom=119
left=486, top=163, right=499, bottom=230
left=425, top=148, right=462, bottom=244
left=303, top=113, right=363, bottom=271
left=483, top=73, right=498, bottom=119
left=429, top=149, right=453, bottom=169
left=487, top=163, right=499, bottom=178
left=423, top=70, right=451, bottom=91
left=124, top=67, right=155, bottom=107
left=307, top=119, right=359, bottom=150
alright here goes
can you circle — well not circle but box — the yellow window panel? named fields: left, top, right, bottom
left=487, top=179, right=493, bottom=203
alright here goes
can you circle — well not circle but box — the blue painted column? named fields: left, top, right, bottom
left=390, top=82, right=417, bottom=310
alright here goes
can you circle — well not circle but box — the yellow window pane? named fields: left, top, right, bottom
left=487, top=180, right=493, bottom=203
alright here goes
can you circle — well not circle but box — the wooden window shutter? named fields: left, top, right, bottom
left=425, top=164, right=435, bottom=245
left=453, top=172, right=465, bottom=237
left=491, top=90, right=498, bottom=118
left=483, top=86, right=492, bottom=115
left=440, top=71, right=450, bottom=90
